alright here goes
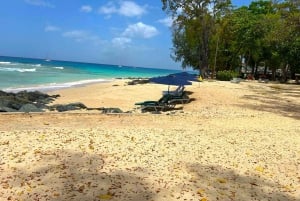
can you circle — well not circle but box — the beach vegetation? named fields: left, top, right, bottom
left=161, top=0, right=300, bottom=82
left=216, top=70, right=238, bottom=81
left=161, top=0, right=232, bottom=78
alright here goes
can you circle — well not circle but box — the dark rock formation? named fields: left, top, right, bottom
left=101, top=107, right=123, bottom=113
left=19, top=104, right=43, bottom=113
left=0, top=106, right=17, bottom=112
left=127, top=79, right=149, bottom=85
left=0, top=90, right=59, bottom=112
left=49, top=102, right=87, bottom=112
left=0, top=90, right=123, bottom=113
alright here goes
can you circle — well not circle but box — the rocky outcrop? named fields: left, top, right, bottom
left=127, top=79, right=149, bottom=85
left=19, top=104, right=43, bottom=113
left=49, top=102, right=87, bottom=112
left=101, top=107, right=123, bottom=114
left=0, top=90, right=124, bottom=113
left=0, top=90, right=59, bottom=112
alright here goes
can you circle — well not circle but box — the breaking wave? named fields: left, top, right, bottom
left=3, top=78, right=112, bottom=93
left=0, top=61, right=12, bottom=65
left=0, top=67, right=36, bottom=72
left=53, top=66, right=64, bottom=70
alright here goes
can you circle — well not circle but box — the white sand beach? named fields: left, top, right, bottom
left=0, top=80, right=299, bottom=200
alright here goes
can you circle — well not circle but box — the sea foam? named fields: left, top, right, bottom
left=0, top=61, right=18, bottom=66
left=3, top=78, right=112, bottom=93
left=0, top=67, right=36, bottom=72
left=0, top=61, right=12, bottom=64
left=53, top=66, right=64, bottom=70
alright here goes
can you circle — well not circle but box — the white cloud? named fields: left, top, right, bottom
left=112, top=37, right=132, bottom=48
left=45, top=25, right=60, bottom=32
left=80, top=5, right=93, bottom=13
left=62, top=30, right=101, bottom=44
left=99, top=1, right=117, bottom=14
left=24, top=0, right=54, bottom=8
left=158, top=17, right=173, bottom=27
left=122, top=22, right=159, bottom=39
left=98, top=1, right=146, bottom=17
left=119, top=1, right=146, bottom=17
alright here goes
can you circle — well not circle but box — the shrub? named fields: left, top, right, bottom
left=216, top=70, right=239, bottom=81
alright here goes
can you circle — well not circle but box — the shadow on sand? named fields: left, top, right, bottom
left=238, top=84, right=300, bottom=120
left=3, top=150, right=155, bottom=201
left=184, top=163, right=296, bottom=201
left=3, top=151, right=298, bottom=200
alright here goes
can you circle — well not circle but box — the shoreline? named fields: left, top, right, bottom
left=1, top=77, right=153, bottom=93
left=1, top=78, right=114, bottom=93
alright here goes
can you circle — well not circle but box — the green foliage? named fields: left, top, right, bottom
left=216, top=70, right=239, bottom=81
left=162, top=0, right=300, bottom=81
left=161, top=0, right=231, bottom=77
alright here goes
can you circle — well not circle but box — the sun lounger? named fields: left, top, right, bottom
left=135, top=101, right=170, bottom=112
left=135, top=94, right=173, bottom=112
left=162, top=85, right=185, bottom=96
left=138, top=103, right=169, bottom=112
left=135, top=93, right=189, bottom=112
left=168, top=95, right=190, bottom=104
left=165, top=90, right=190, bottom=104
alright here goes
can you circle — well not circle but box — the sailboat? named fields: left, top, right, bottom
left=45, top=53, right=51, bottom=62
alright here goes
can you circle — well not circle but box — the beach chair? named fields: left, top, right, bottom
left=135, top=93, right=189, bottom=112
left=167, top=92, right=190, bottom=104
left=135, top=94, right=178, bottom=112
left=162, top=85, right=185, bottom=96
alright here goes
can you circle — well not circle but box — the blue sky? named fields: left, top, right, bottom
left=0, top=0, right=251, bottom=70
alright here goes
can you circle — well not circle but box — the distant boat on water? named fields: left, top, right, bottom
left=45, top=53, right=51, bottom=62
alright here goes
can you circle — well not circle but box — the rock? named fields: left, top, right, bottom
left=18, top=104, right=43, bottom=112
left=0, top=97, right=30, bottom=110
left=101, top=108, right=123, bottom=113
left=0, top=90, right=59, bottom=113
left=16, top=91, right=59, bottom=104
left=127, top=79, right=149, bottom=85
left=0, top=106, right=17, bottom=112
left=51, top=102, right=87, bottom=112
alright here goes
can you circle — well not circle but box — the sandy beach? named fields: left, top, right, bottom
left=0, top=80, right=299, bottom=201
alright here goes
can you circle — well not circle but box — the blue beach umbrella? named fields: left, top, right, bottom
left=172, top=72, right=199, bottom=82
left=149, top=72, right=198, bottom=91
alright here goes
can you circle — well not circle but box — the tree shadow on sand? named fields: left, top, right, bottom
left=1, top=150, right=155, bottom=201
left=183, top=163, right=297, bottom=201
left=237, top=84, right=300, bottom=120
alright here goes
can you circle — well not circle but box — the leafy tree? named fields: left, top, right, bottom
left=262, top=0, right=300, bottom=80
left=162, top=0, right=299, bottom=81
left=220, top=0, right=299, bottom=81
left=277, top=0, right=300, bottom=77
left=161, top=0, right=231, bottom=77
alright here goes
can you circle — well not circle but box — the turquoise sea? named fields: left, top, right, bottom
left=0, top=56, right=185, bottom=92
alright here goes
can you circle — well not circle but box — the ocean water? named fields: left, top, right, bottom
left=0, top=56, right=184, bottom=92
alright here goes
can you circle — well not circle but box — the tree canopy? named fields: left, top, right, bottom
left=162, top=0, right=300, bottom=80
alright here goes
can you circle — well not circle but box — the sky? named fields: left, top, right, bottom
left=0, top=0, right=252, bottom=70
